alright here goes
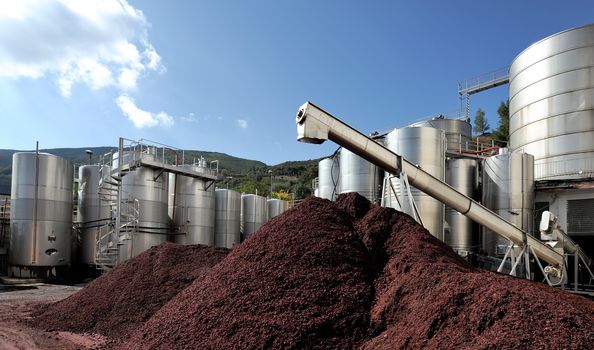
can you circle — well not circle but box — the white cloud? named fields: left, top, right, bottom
left=236, top=119, right=248, bottom=129
left=181, top=113, right=198, bottom=123
left=0, top=0, right=174, bottom=128
left=116, top=95, right=173, bottom=128
left=0, top=0, right=163, bottom=96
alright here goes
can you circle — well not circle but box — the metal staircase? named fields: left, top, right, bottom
left=92, top=138, right=220, bottom=272
left=94, top=157, right=140, bottom=272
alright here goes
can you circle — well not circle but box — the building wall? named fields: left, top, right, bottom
left=535, top=187, right=594, bottom=258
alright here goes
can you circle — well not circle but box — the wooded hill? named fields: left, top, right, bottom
left=0, top=147, right=318, bottom=199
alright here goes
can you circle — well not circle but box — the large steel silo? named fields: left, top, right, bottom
left=240, top=194, right=267, bottom=237
left=339, top=148, right=382, bottom=204
left=169, top=165, right=215, bottom=246
left=482, top=150, right=534, bottom=256
left=267, top=199, right=289, bottom=220
left=214, top=189, right=241, bottom=249
left=410, top=117, right=472, bottom=152
left=384, top=127, right=446, bottom=240
left=114, top=151, right=169, bottom=262
left=444, top=158, right=478, bottom=254
left=510, top=23, right=594, bottom=180
left=317, top=157, right=340, bottom=200
left=77, top=165, right=112, bottom=265
left=9, top=152, right=73, bottom=276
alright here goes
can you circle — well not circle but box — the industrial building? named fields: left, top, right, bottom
left=1, top=139, right=289, bottom=278
left=312, top=23, right=594, bottom=293
left=1, top=24, right=593, bottom=295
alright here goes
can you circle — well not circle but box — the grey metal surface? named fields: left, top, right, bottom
left=9, top=153, right=73, bottom=267
left=77, top=165, right=112, bottom=265
left=295, top=101, right=564, bottom=267
left=115, top=151, right=168, bottom=261
left=240, top=194, right=267, bottom=237
left=339, top=148, right=382, bottom=204
left=445, top=158, right=478, bottom=254
left=384, top=126, right=446, bottom=240
left=409, top=117, right=471, bottom=152
left=317, top=157, right=339, bottom=200
left=510, top=23, right=594, bottom=180
left=169, top=165, right=215, bottom=246
left=214, top=189, right=241, bottom=248
left=482, top=151, right=535, bottom=256
left=267, top=199, right=289, bottom=220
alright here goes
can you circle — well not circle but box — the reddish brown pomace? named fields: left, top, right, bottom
left=348, top=194, right=594, bottom=349
left=31, top=242, right=228, bottom=340
left=30, top=193, right=594, bottom=349
left=121, top=196, right=375, bottom=349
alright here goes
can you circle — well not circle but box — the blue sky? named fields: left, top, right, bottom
left=1, top=1, right=593, bottom=165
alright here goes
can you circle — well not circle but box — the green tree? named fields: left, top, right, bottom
left=234, top=178, right=268, bottom=196
left=473, top=108, right=490, bottom=135
left=292, top=183, right=311, bottom=200
left=272, top=190, right=292, bottom=201
left=491, top=100, right=509, bottom=144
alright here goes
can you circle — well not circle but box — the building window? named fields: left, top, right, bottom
left=567, top=198, right=594, bottom=235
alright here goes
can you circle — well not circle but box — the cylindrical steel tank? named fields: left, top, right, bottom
left=267, top=199, right=289, bottom=220
left=317, top=157, right=340, bottom=200
left=482, top=150, right=535, bottom=256
left=444, top=158, right=478, bottom=255
left=77, top=165, right=112, bottom=265
left=214, top=189, right=241, bottom=248
left=339, top=148, right=382, bottom=204
left=241, top=194, right=267, bottom=237
left=410, top=117, right=472, bottom=152
left=384, top=127, right=446, bottom=240
left=510, top=23, right=594, bottom=180
left=114, top=151, right=168, bottom=262
left=9, top=152, right=73, bottom=269
left=169, top=165, right=215, bottom=246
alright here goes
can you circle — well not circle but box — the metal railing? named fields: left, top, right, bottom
left=0, top=197, right=9, bottom=250
left=113, top=138, right=219, bottom=177
left=458, top=66, right=511, bottom=96
left=534, top=156, right=594, bottom=180
left=444, top=133, right=507, bottom=156
left=0, top=197, right=9, bottom=221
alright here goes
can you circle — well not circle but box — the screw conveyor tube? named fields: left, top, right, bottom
left=295, top=102, right=563, bottom=267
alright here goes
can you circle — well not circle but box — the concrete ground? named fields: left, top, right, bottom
left=0, top=283, right=106, bottom=349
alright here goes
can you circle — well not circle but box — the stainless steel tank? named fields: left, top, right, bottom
left=267, top=199, right=289, bottom=220
left=114, top=151, right=168, bottom=262
left=241, top=194, right=267, bottom=237
left=510, top=23, right=594, bottom=180
left=444, top=158, right=478, bottom=255
left=317, top=157, right=340, bottom=200
left=77, top=165, right=112, bottom=265
left=384, top=126, right=446, bottom=240
left=410, top=117, right=472, bottom=152
left=9, top=152, right=73, bottom=270
left=214, top=189, right=241, bottom=248
left=482, top=150, right=535, bottom=256
left=169, top=165, right=215, bottom=246
left=339, top=148, right=382, bottom=204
